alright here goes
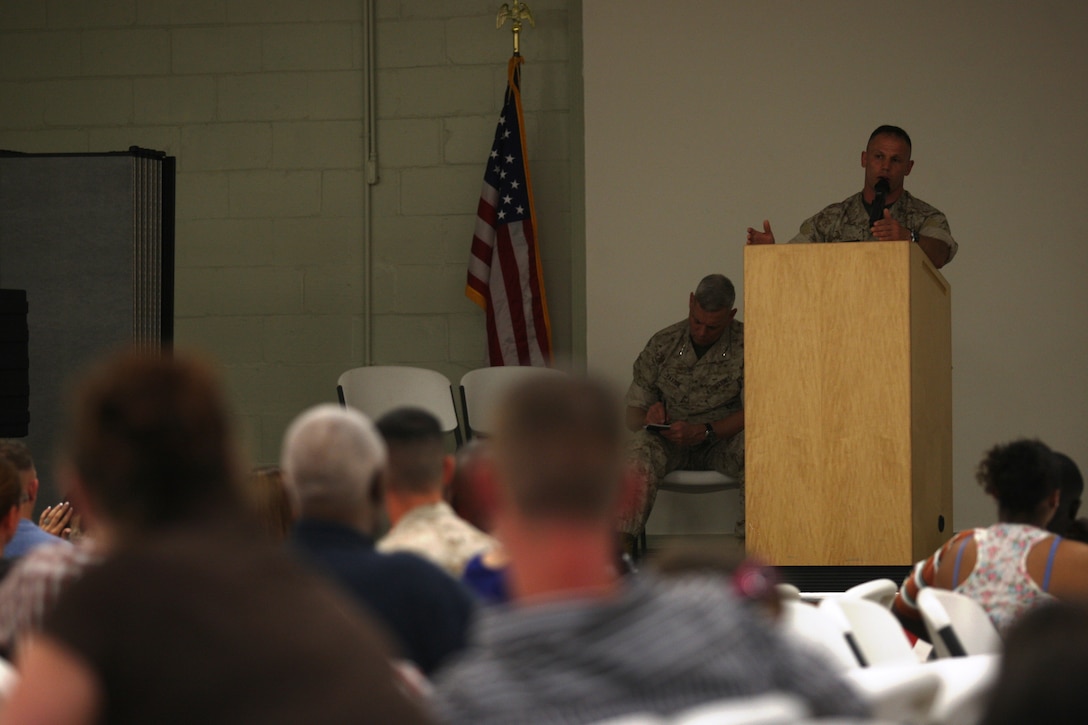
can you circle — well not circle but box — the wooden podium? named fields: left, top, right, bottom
left=744, top=241, right=952, bottom=567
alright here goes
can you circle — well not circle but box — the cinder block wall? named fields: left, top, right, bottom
left=371, top=0, right=575, bottom=384
left=0, top=0, right=579, bottom=464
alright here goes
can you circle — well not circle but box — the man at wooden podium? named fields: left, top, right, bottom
left=622, top=274, right=745, bottom=544
left=745, top=125, right=958, bottom=269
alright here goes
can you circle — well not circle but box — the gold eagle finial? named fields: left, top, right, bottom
left=496, top=2, right=534, bottom=55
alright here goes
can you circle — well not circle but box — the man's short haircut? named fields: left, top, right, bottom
left=868, top=124, right=912, bottom=151
left=281, top=404, right=386, bottom=517
left=693, top=274, right=736, bottom=312
left=493, top=376, right=624, bottom=521
left=977, top=439, right=1059, bottom=516
left=375, top=407, right=445, bottom=495
left=70, top=350, right=243, bottom=533
left=0, top=440, right=34, bottom=473
left=0, top=458, right=22, bottom=518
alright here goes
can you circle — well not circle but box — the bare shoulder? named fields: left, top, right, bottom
left=1046, top=538, right=1088, bottom=600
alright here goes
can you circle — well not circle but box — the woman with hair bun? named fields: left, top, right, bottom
left=894, top=439, right=1088, bottom=636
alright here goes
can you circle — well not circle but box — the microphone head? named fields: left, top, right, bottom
left=874, top=178, right=890, bottom=195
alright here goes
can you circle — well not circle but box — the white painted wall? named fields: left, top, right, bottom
left=584, top=1, right=1088, bottom=532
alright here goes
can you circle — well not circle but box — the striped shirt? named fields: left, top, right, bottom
left=0, top=539, right=103, bottom=655
left=430, top=575, right=867, bottom=724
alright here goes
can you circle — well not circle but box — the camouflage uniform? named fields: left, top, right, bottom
left=377, top=501, right=497, bottom=578
left=789, top=190, right=958, bottom=263
left=623, top=319, right=744, bottom=536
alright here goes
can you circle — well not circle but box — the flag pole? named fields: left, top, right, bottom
left=496, top=2, right=534, bottom=56
left=468, top=1, right=553, bottom=366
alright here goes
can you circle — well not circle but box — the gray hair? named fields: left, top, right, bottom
left=693, top=274, right=736, bottom=312
left=280, top=404, right=387, bottom=519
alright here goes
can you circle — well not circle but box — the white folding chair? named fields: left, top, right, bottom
left=0, top=656, right=18, bottom=704
left=672, top=693, right=808, bottom=725
left=922, top=654, right=1001, bottom=725
left=459, top=365, right=565, bottom=439
left=659, top=470, right=739, bottom=494
left=821, top=597, right=917, bottom=667
left=842, top=578, right=899, bottom=609
left=774, top=583, right=803, bottom=603
left=843, top=665, right=942, bottom=724
left=779, top=600, right=861, bottom=671
left=636, top=470, right=740, bottom=554
left=916, top=588, right=1003, bottom=658
left=589, top=715, right=664, bottom=725
left=336, top=366, right=462, bottom=445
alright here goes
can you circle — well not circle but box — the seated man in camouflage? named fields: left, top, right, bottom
left=623, top=274, right=745, bottom=544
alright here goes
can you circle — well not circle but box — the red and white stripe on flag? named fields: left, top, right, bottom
left=465, top=55, right=552, bottom=367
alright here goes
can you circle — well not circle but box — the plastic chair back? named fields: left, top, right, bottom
left=779, top=600, right=861, bottom=671
left=843, top=578, right=898, bottom=609
left=673, top=693, right=808, bottom=725
left=923, top=654, right=1001, bottom=725
left=658, top=469, right=739, bottom=493
left=843, top=664, right=941, bottom=723
left=337, top=366, right=462, bottom=445
left=822, top=597, right=917, bottom=667
left=459, top=365, right=564, bottom=438
left=917, top=588, right=1002, bottom=658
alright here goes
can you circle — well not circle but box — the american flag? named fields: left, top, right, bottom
left=465, top=56, right=552, bottom=366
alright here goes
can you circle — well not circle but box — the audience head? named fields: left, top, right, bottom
left=979, top=601, right=1088, bottom=725
left=375, top=407, right=451, bottom=497
left=246, top=466, right=295, bottom=542
left=0, top=458, right=24, bottom=546
left=280, top=404, right=386, bottom=530
left=492, top=376, right=625, bottom=525
left=1048, top=452, right=1084, bottom=535
left=0, top=439, right=37, bottom=512
left=449, top=440, right=501, bottom=533
left=67, top=349, right=245, bottom=539
left=688, top=275, right=737, bottom=348
left=977, top=439, right=1060, bottom=526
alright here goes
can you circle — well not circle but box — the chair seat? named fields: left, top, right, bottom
left=659, top=469, right=738, bottom=493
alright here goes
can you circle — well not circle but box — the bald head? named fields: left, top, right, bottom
left=281, top=405, right=387, bottom=523
left=492, top=376, right=625, bottom=522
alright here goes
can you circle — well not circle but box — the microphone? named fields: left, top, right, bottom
left=869, top=178, right=890, bottom=226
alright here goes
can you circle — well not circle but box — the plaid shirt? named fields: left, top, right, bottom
left=430, top=575, right=867, bottom=724
left=0, top=539, right=103, bottom=654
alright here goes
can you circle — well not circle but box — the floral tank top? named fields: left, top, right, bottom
left=955, top=523, right=1060, bottom=634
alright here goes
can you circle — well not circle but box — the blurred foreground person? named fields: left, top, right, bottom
left=246, top=465, right=294, bottom=542
left=978, top=601, right=1088, bottom=725
left=282, top=404, right=475, bottom=675
left=1, top=350, right=429, bottom=725
left=449, top=441, right=510, bottom=604
left=430, top=376, right=866, bottom=724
